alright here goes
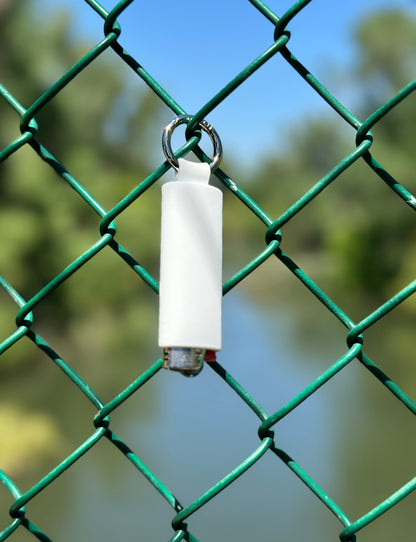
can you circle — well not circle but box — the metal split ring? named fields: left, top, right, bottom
left=162, top=115, right=222, bottom=172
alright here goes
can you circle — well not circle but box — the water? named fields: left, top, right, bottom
left=1, top=292, right=414, bottom=541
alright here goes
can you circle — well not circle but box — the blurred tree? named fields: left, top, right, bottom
left=0, top=0, right=165, bottom=374
left=356, top=10, right=416, bottom=104
left=327, top=10, right=415, bottom=302
left=246, top=9, right=415, bottom=306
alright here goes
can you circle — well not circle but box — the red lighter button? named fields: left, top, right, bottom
left=204, top=350, right=217, bottom=363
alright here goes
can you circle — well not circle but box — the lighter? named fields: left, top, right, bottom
left=159, top=115, right=223, bottom=376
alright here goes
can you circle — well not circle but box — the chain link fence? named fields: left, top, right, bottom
left=1, top=1, right=415, bottom=540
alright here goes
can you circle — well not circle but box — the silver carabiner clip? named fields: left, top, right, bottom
left=162, top=114, right=223, bottom=172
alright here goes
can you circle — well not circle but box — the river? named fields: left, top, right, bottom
left=1, top=291, right=414, bottom=541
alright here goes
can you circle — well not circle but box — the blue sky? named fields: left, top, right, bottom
left=41, top=0, right=416, bottom=165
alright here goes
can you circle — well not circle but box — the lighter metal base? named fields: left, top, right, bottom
left=163, top=347, right=205, bottom=377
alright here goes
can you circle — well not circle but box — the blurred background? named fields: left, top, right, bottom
left=0, top=1, right=415, bottom=540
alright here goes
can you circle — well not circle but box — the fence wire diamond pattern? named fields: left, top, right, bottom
left=0, top=1, right=415, bottom=541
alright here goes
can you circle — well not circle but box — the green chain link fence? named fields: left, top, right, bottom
left=0, top=0, right=415, bottom=540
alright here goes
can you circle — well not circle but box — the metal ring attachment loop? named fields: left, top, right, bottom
left=162, top=115, right=223, bottom=172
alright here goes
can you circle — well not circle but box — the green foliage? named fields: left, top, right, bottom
left=246, top=9, right=416, bottom=307
left=0, top=1, right=164, bottom=374
left=0, top=401, right=64, bottom=476
left=355, top=10, right=416, bottom=97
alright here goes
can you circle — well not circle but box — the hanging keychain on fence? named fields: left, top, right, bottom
left=159, top=115, right=223, bottom=377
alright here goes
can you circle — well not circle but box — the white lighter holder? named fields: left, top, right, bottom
left=159, top=158, right=223, bottom=376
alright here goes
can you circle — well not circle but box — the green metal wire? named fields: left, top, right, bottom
left=0, top=1, right=415, bottom=541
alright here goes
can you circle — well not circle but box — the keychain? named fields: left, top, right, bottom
left=159, top=115, right=223, bottom=376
